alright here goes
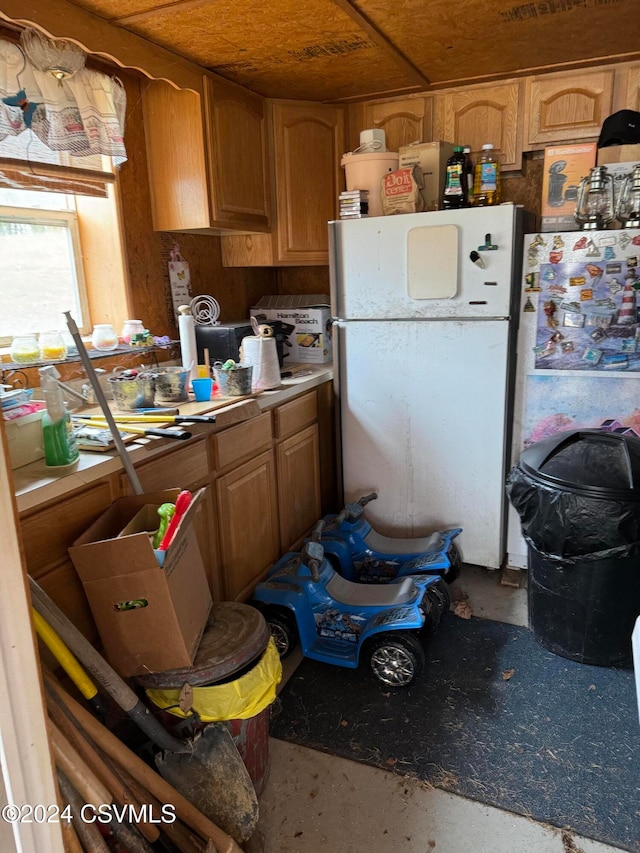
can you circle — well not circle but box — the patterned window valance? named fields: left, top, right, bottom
left=0, top=36, right=127, bottom=167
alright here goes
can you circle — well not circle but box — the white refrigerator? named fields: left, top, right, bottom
left=329, top=203, right=529, bottom=570
left=507, top=226, right=640, bottom=570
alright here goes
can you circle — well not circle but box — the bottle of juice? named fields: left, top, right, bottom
left=441, top=146, right=469, bottom=209
left=472, top=143, right=501, bottom=206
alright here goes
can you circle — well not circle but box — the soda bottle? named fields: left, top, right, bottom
left=472, top=143, right=501, bottom=206
left=442, top=146, right=469, bottom=209
left=462, top=146, right=474, bottom=205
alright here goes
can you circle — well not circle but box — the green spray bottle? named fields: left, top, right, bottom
left=38, top=365, right=79, bottom=467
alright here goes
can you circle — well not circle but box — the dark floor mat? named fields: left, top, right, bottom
left=271, top=616, right=640, bottom=852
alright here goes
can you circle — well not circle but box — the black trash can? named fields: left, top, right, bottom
left=506, top=429, right=640, bottom=666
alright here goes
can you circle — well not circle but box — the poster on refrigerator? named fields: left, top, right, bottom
left=526, top=231, right=640, bottom=371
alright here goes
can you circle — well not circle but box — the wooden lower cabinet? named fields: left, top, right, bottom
left=216, top=449, right=280, bottom=601
left=276, top=423, right=321, bottom=551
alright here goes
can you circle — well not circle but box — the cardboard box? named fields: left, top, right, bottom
left=69, top=488, right=212, bottom=678
left=541, top=142, right=597, bottom=232
left=597, top=144, right=640, bottom=166
left=4, top=406, right=45, bottom=469
left=398, top=141, right=456, bottom=211
left=250, top=295, right=332, bottom=364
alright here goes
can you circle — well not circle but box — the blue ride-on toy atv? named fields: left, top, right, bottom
left=252, top=522, right=450, bottom=687
left=315, top=493, right=463, bottom=585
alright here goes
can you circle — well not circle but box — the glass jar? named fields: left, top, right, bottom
left=121, top=319, right=145, bottom=345
left=10, top=334, right=40, bottom=364
left=39, top=330, right=67, bottom=362
left=91, top=323, right=118, bottom=351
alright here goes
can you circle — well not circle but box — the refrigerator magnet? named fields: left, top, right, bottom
left=569, top=276, right=586, bottom=287
left=551, top=331, right=565, bottom=342
left=619, top=233, right=631, bottom=249
left=604, top=247, right=616, bottom=261
left=525, top=272, right=541, bottom=291
left=564, top=312, right=586, bottom=328
left=632, top=235, right=640, bottom=245
left=531, top=234, right=547, bottom=249
left=549, top=285, right=567, bottom=297
left=621, top=339, right=637, bottom=353
left=560, top=300, right=581, bottom=313
left=590, top=328, right=606, bottom=342
left=582, top=347, right=603, bottom=365
left=586, top=241, right=601, bottom=257
left=580, top=288, right=594, bottom=301
left=627, top=256, right=638, bottom=269
left=549, top=250, right=563, bottom=264
left=598, top=236, right=617, bottom=247
left=606, top=263, right=622, bottom=274
left=552, top=235, right=565, bottom=249
left=523, top=296, right=536, bottom=313
left=573, top=236, right=589, bottom=250
left=607, top=278, right=623, bottom=294
left=561, top=341, right=575, bottom=353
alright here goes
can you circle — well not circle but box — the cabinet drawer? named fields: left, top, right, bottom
left=119, top=440, right=209, bottom=494
left=211, top=412, right=272, bottom=471
left=21, top=481, right=114, bottom=576
left=274, top=391, right=318, bottom=440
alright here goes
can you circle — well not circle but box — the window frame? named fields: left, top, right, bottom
left=0, top=201, right=91, bottom=346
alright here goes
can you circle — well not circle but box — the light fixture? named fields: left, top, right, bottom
left=20, top=28, right=86, bottom=85
left=616, top=164, right=640, bottom=229
left=574, top=166, right=615, bottom=230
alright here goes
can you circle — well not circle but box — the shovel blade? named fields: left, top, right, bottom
left=155, top=723, right=259, bottom=843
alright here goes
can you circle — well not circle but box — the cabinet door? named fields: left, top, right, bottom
left=348, top=97, right=433, bottom=153
left=272, top=101, right=345, bottom=264
left=276, top=424, right=321, bottom=551
left=142, top=80, right=210, bottom=232
left=216, top=450, right=279, bottom=600
left=204, top=75, right=271, bottom=232
left=524, top=70, right=615, bottom=147
left=618, top=64, right=640, bottom=112
left=433, top=82, right=522, bottom=171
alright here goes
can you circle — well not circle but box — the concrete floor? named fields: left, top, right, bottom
left=252, top=565, right=629, bottom=853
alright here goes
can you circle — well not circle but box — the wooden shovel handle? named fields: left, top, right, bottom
left=46, top=675, right=243, bottom=853
left=49, top=719, right=113, bottom=810
left=45, top=686, right=160, bottom=844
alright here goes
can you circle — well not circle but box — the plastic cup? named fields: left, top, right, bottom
left=191, top=377, right=213, bottom=402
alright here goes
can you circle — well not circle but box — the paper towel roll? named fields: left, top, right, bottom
left=241, top=335, right=280, bottom=392
left=178, top=306, right=198, bottom=386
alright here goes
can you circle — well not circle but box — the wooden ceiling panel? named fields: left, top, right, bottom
left=68, top=0, right=168, bottom=20
left=353, top=0, right=640, bottom=86
left=112, top=0, right=416, bottom=99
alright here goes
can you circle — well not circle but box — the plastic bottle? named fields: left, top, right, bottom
left=472, top=143, right=501, bottom=206
left=462, top=146, right=474, bottom=205
left=38, top=365, right=79, bottom=467
left=442, top=146, right=469, bottom=209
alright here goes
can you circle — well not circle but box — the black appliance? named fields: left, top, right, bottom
left=195, top=321, right=286, bottom=368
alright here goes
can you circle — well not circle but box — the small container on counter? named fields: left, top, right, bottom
left=91, top=323, right=119, bottom=351
left=121, top=319, right=145, bottom=344
left=10, top=334, right=40, bottom=364
left=39, top=330, right=67, bottom=362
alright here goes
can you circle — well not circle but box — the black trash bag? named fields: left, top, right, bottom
left=506, top=463, right=640, bottom=564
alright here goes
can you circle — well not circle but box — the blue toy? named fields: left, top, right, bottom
left=252, top=522, right=450, bottom=687
left=316, top=493, right=463, bottom=585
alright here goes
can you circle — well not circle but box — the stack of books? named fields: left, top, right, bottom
left=339, top=190, right=369, bottom=219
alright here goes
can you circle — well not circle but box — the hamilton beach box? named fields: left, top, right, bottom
left=69, top=488, right=212, bottom=678
left=250, top=295, right=332, bottom=363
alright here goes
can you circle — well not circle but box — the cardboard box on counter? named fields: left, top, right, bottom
left=250, top=295, right=332, bottom=364
left=69, top=488, right=212, bottom=678
left=540, top=142, right=596, bottom=232
left=398, top=141, right=456, bottom=211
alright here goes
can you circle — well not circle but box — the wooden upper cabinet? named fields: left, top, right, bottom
left=221, top=100, right=345, bottom=266
left=347, top=97, right=433, bottom=153
left=203, top=76, right=270, bottom=231
left=141, top=76, right=270, bottom=233
left=524, top=70, right=615, bottom=148
left=616, top=64, right=640, bottom=112
left=433, top=82, right=522, bottom=171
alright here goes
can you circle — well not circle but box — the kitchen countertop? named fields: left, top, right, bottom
left=13, top=364, right=333, bottom=513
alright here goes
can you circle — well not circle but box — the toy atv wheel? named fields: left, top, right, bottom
left=443, top=543, right=462, bottom=584
left=264, top=609, right=298, bottom=658
left=368, top=633, right=425, bottom=687
left=423, top=579, right=451, bottom=632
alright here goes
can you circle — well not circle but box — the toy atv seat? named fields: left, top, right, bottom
left=320, top=493, right=463, bottom=585
left=326, top=573, right=416, bottom=607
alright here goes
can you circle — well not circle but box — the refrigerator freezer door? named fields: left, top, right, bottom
left=337, top=318, right=512, bottom=569
left=330, top=205, right=520, bottom=321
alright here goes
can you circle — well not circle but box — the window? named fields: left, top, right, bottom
left=0, top=187, right=90, bottom=344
